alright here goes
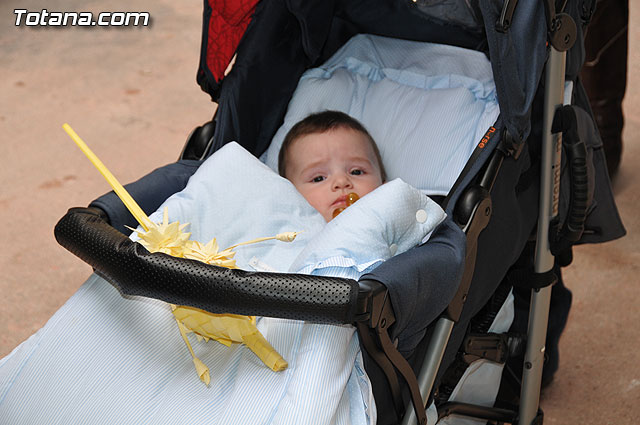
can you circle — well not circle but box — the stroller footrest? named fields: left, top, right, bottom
left=437, top=401, right=517, bottom=423
left=507, top=267, right=558, bottom=290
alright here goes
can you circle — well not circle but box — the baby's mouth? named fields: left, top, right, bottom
left=331, top=194, right=349, bottom=208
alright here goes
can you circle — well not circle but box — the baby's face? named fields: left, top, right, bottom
left=285, top=128, right=384, bottom=222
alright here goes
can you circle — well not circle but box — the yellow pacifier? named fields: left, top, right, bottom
left=332, top=192, right=359, bottom=218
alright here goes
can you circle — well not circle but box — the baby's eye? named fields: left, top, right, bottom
left=312, top=176, right=325, bottom=183
left=350, top=169, right=363, bottom=176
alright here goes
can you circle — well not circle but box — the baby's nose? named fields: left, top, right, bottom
left=333, top=174, right=353, bottom=190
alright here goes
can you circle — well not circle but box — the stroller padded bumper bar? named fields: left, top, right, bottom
left=54, top=207, right=363, bottom=325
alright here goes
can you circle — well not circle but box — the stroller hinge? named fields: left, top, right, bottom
left=543, top=0, right=577, bottom=51
left=355, top=279, right=389, bottom=322
left=497, top=128, right=525, bottom=160
left=180, top=119, right=216, bottom=161
left=496, top=0, right=519, bottom=33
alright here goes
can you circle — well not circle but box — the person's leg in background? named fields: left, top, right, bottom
left=581, top=0, right=629, bottom=177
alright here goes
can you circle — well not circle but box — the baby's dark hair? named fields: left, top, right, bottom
left=278, top=110, right=387, bottom=181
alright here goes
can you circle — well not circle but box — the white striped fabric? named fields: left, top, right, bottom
left=0, top=273, right=373, bottom=425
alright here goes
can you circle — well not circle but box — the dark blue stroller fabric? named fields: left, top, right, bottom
left=90, top=160, right=201, bottom=234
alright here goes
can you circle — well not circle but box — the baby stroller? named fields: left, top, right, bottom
left=51, top=0, right=625, bottom=424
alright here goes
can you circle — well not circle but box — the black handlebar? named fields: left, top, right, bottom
left=54, top=207, right=361, bottom=324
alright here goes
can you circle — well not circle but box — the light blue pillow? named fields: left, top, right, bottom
left=147, top=142, right=327, bottom=272
left=262, top=34, right=500, bottom=195
left=291, top=179, right=446, bottom=275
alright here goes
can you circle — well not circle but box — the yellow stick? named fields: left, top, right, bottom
left=225, top=236, right=280, bottom=251
left=224, top=232, right=299, bottom=251
left=62, top=123, right=153, bottom=231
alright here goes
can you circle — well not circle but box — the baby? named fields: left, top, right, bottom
left=278, top=110, right=387, bottom=221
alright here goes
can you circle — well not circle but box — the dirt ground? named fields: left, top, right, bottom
left=1, top=1, right=638, bottom=423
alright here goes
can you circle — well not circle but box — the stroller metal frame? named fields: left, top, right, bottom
left=520, top=46, right=567, bottom=425
left=401, top=7, right=576, bottom=424
left=408, top=49, right=567, bottom=425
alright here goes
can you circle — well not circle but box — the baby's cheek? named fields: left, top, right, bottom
left=302, top=192, right=326, bottom=218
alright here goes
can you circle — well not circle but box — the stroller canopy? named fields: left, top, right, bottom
left=197, top=0, right=578, bottom=156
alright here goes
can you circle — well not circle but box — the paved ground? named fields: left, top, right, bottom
left=1, top=1, right=638, bottom=423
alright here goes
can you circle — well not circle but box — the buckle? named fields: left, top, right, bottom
left=462, top=333, right=509, bottom=364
